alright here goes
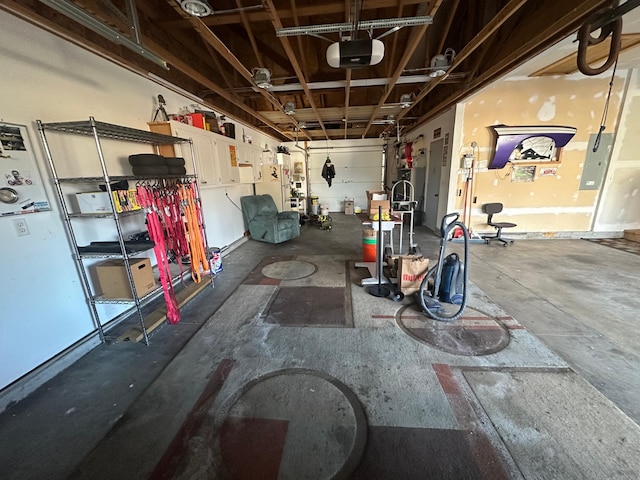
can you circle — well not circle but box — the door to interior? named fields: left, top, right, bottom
left=425, top=139, right=444, bottom=233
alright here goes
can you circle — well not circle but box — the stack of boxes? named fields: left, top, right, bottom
left=366, top=190, right=390, bottom=219
left=344, top=198, right=354, bottom=215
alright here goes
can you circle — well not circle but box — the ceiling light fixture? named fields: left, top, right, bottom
left=179, top=0, right=213, bottom=17
left=429, top=48, right=456, bottom=78
left=400, top=93, right=415, bottom=108
left=252, top=68, right=272, bottom=89
left=283, top=101, right=296, bottom=115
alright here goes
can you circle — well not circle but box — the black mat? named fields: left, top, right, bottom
left=584, top=238, right=640, bottom=256
left=262, top=286, right=349, bottom=327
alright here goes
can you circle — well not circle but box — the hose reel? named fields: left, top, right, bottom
left=577, top=10, right=622, bottom=76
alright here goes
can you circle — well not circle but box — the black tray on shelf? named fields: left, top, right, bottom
left=78, top=241, right=155, bottom=254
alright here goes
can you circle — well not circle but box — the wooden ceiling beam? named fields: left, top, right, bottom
left=397, top=0, right=528, bottom=125
left=385, top=0, right=407, bottom=79
left=289, top=0, right=309, bottom=80
left=165, top=3, right=310, bottom=140
left=235, top=0, right=264, bottom=67
left=264, top=0, right=329, bottom=139
left=0, top=0, right=292, bottom=139
left=411, top=0, right=614, bottom=127
left=145, top=39, right=293, bottom=139
left=202, top=42, right=240, bottom=96
left=434, top=0, right=460, bottom=58
left=361, top=0, right=444, bottom=138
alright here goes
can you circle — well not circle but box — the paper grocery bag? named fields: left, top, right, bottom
left=397, top=255, right=430, bottom=295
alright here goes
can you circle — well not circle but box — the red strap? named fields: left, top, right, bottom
left=136, top=185, right=180, bottom=324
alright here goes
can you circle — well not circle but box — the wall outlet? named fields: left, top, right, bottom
left=12, top=218, right=30, bottom=236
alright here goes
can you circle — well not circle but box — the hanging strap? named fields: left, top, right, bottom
left=180, top=183, right=209, bottom=283
left=137, top=184, right=180, bottom=324
left=156, top=185, right=187, bottom=284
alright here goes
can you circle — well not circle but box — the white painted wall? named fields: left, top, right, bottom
left=594, top=69, right=640, bottom=232
left=400, top=107, right=458, bottom=231
left=0, top=11, right=277, bottom=391
left=295, top=139, right=385, bottom=213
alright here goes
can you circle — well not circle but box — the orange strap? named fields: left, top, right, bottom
left=180, top=183, right=208, bottom=282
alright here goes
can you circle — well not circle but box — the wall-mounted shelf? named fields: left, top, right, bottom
left=489, top=125, right=576, bottom=169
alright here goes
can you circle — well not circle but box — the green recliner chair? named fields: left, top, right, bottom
left=240, top=194, right=300, bottom=244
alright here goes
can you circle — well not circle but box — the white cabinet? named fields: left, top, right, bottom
left=277, top=152, right=291, bottom=168
left=237, top=143, right=264, bottom=183
left=171, top=123, right=219, bottom=187
left=214, top=136, right=240, bottom=185
left=150, top=121, right=246, bottom=187
left=149, top=121, right=219, bottom=188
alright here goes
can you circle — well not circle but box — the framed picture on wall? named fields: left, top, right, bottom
left=0, top=123, right=51, bottom=216
left=511, top=165, right=537, bottom=182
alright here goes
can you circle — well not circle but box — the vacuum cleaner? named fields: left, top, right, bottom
left=416, top=212, right=469, bottom=322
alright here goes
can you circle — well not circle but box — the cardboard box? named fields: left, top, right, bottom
left=370, top=199, right=390, bottom=211
left=76, top=192, right=112, bottom=214
left=344, top=200, right=354, bottom=215
left=366, top=190, right=385, bottom=198
left=366, top=190, right=387, bottom=211
left=95, top=258, right=156, bottom=299
left=397, top=255, right=430, bottom=295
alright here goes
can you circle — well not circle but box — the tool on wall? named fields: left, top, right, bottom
left=152, top=94, right=169, bottom=122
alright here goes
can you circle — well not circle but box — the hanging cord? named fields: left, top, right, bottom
left=136, top=184, right=180, bottom=324
left=593, top=58, right=618, bottom=152
left=495, top=162, right=513, bottom=181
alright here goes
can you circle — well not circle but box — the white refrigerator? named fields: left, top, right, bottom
left=256, top=164, right=291, bottom=212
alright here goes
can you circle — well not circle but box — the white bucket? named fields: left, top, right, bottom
left=320, top=204, right=329, bottom=215
left=311, top=204, right=319, bottom=215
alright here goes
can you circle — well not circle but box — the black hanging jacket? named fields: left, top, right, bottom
left=322, top=162, right=336, bottom=187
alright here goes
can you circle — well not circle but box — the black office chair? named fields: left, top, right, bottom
left=482, top=203, right=516, bottom=246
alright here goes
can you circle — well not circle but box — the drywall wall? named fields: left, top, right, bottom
left=0, top=10, right=277, bottom=393
left=594, top=68, right=640, bottom=231
left=458, top=72, right=627, bottom=235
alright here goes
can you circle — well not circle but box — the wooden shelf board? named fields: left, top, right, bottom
left=117, top=275, right=213, bottom=343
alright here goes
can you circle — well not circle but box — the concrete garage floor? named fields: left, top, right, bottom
left=1, top=214, right=639, bottom=479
